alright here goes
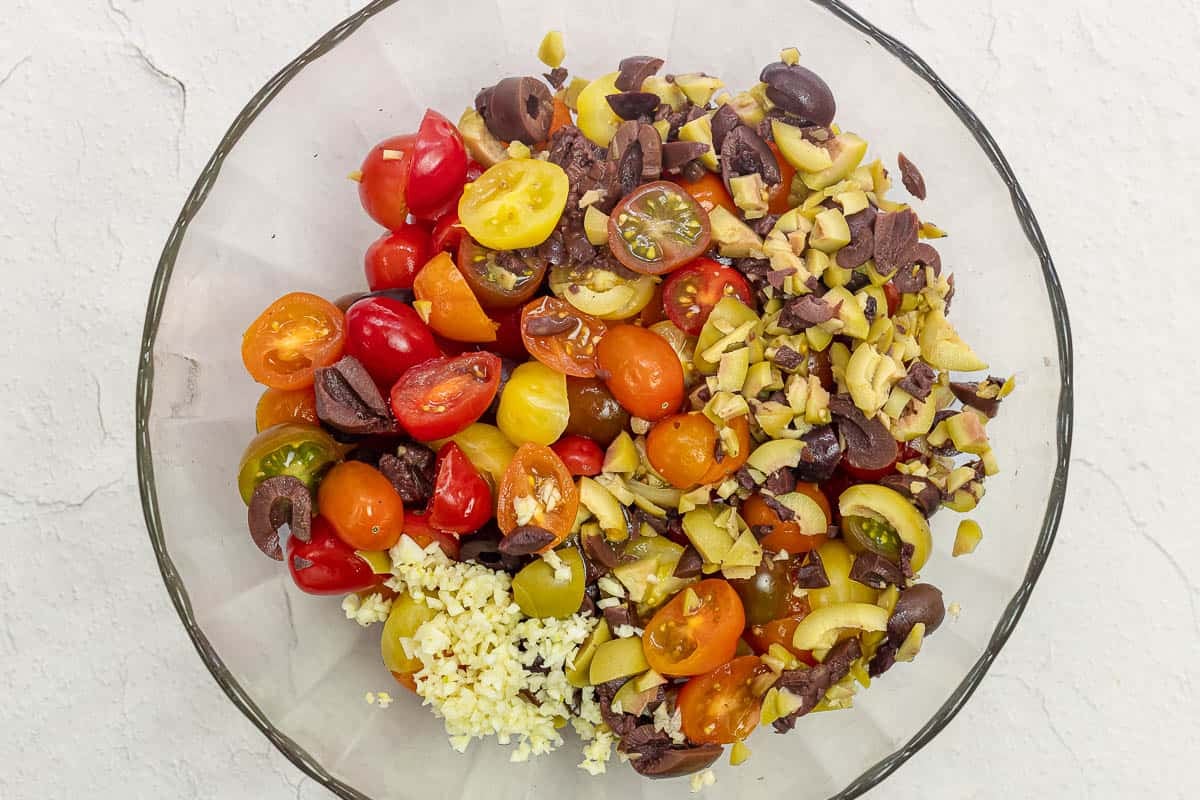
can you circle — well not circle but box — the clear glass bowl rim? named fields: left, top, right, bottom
left=134, top=1, right=1074, bottom=797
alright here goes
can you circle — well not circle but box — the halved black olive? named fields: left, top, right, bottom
left=247, top=476, right=312, bottom=560
left=606, top=92, right=661, bottom=121
left=759, top=62, right=836, bottom=126
left=719, top=125, right=781, bottom=196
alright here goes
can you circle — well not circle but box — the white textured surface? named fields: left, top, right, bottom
left=1, top=1, right=1197, bottom=798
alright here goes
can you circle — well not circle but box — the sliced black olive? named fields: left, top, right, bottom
left=661, top=140, right=710, bottom=172
left=828, top=395, right=898, bottom=476
left=479, top=76, right=553, bottom=144
left=709, top=104, right=742, bottom=152
left=247, top=476, right=312, bottom=560
left=719, top=124, right=781, bottom=197
left=615, top=55, right=665, bottom=92
left=606, top=92, right=661, bottom=121
left=629, top=744, right=724, bottom=779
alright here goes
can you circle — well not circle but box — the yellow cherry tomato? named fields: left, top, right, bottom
left=497, top=361, right=570, bottom=446
left=576, top=72, right=623, bottom=147
left=458, top=159, right=569, bottom=250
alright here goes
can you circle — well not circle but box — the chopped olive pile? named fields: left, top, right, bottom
left=235, top=33, right=1012, bottom=783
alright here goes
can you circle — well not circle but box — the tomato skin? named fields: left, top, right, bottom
left=673, top=171, right=737, bottom=217
left=840, top=451, right=898, bottom=481
left=698, top=415, right=751, bottom=485
left=662, top=258, right=755, bottom=336
left=427, top=442, right=493, bottom=534
left=677, top=656, right=772, bottom=744
left=359, top=135, right=416, bottom=231
left=596, top=324, right=685, bottom=421
left=287, top=516, right=380, bottom=595
left=242, top=292, right=347, bottom=390
left=255, top=386, right=318, bottom=432
left=550, top=435, right=604, bottom=477
left=642, top=579, right=745, bottom=677
left=646, top=413, right=718, bottom=489
left=317, top=461, right=406, bottom=551
left=520, top=297, right=607, bottom=378
left=236, top=423, right=341, bottom=505
left=883, top=281, right=901, bottom=316
left=406, top=110, right=468, bottom=219
left=344, top=295, right=440, bottom=389
left=607, top=181, right=712, bottom=275
left=413, top=251, right=498, bottom=343
left=364, top=224, right=432, bottom=291
left=564, top=377, right=630, bottom=446
left=743, top=615, right=818, bottom=666
left=489, top=306, right=529, bottom=361
left=402, top=512, right=462, bottom=560
left=430, top=211, right=466, bottom=254
left=497, top=443, right=580, bottom=549
left=741, top=490, right=829, bottom=554
left=766, top=143, right=797, bottom=215
left=390, top=352, right=502, bottom=442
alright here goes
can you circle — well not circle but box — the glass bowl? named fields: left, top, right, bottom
left=136, top=1, right=1073, bottom=797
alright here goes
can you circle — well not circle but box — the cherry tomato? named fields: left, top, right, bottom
left=457, top=237, right=549, bottom=309
left=389, top=351, right=502, bottom=441
left=405, top=110, right=468, bottom=219
left=236, top=423, right=341, bottom=504
left=550, top=435, right=604, bottom=477
left=766, top=143, right=797, bottom=215
left=496, top=361, right=570, bottom=446
left=883, top=281, right=901, bottom=316
left=458, top=159, right=570, bottom=250
left=413, top=251, right=498, bottom=342
left=678, top=656, right=773, bottom=744
left=608, top=181, right=712, bottom=275
left=427, top=442, right=493, bottom=534
left=364, top=224, right=432, bottom=292
left=595, top=324, right=685, bottom=421
left=698, top=415, right=751, bottom=485
left=344, top=295, right=440, bottom=388
left=548, top=262, right=657, bottom=321
left=564, top=377, right=630, bottom=446
left=402, top=511, right=462, bottom=560
left=431, top=211, right=466, bottom=254
left=317, top=461, right=406, bottom=551
left=743, top=613, right=818, bottom=666
left=662, top=258, right=754, bottom=336
left=489, top=305, right=529, bottom=361
left=638, top=280, right=667, bottom=326
left=255, top=386, right=318, bottom=432
left=521, top=296, right=607, bottom=378
left=673, top=171, right=738, bottom=217
left=242, top=292, right=346, bottom=390
left=728, top=557, right=796, bottom=626
left=643, top=579, right=745, bottom=676
left=497, top=443, right=580, bottom=549
left=646, top=412, right=718, bottom=489
left=287, top=516, right=380, bottom=595
left=741, top=490, right=829, bottom=554
left=358, top=134, right=416, bottom=231
left=537, top=97, right=573, bottom=148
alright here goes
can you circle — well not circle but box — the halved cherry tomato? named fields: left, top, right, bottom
left=496, top=443, right=580, bottom=549
left=646, top=412, right=718, bottom=489
left=489, top=306, right=529, bottom=361
left=729, top=557, right=796, bottom=626
left=673, top=171, right=737, bottom=217
left=389, top=351, right=502, bottom=441
left=317, top=461, right=406, bottom=551
left=287, top=516, right=380, bottom=595
left=458, top=159, right=569, bottom=250
left=766, top=143, right=797, bottom=215
left=364, top=224, right=432, bottom=291
left=236, top=423, right=341, bottom=504
left=401, top=512, right=462, bottom=560
left=741, top=489, right=830, bottom=554
left=457, top=237, right=548, bottom=309
left=608, top=181, right=712, bottom=275
left=358, top=134, right=416, bottom=231
left=242, top=292, right=346, bottom=390
left=412, top=251, right=498, bottom=342
left=431, top=211, right=466, bottom=254
left=406, top=110, right=468, bottom=219
left=521, top=296, right=606, bottom=378
left=643, top=578, right=745, bottom=677
left=698, top=415, right=751, bottom=485
left=427, top=442, right=492, bottom=534
left=255, top=386, right=318, bottom=431
left=344, top=295, right=440, bottom=388
left=550, top=434, right=604, bottom=477
left=678, top=656, right=773, bottom=744
left=883, top=281, right=901, bottom=316
left=743, top=614, right=818, bottom=666
left=662, top=258, right=755, bottom=336
left=595, top=324, right=684, bottom=421
left=548, top=262, right=658, bottom=321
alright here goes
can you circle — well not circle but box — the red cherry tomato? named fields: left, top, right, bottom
left=389, top=351, right=502, bottom=441
left=401, top=511, right=462, bottom=559
left=358, top=135, right=416, bottom=231
left=364, top=224, right=432, bottom=291
left=489, top=306, right=530, bottom=361
left=344, top=295, right=440, bottom=388
left=286, top=516, right=380, bottom=595
left=662, top=258, right=754, bottom=336
left=550, top=435, right=604, bottom=477
left=405, top=110, right=468, bottom=219
left=840, top=450, right=899, bottom=481
left=427, top=442, right=493, bottom=534
left=883, top=282, right=901, bottom=316
left=431, top=211, right=466, bottom=254
left=678, top=656, right=773, bottom=744
left=766, top=143, right=797, bottom=215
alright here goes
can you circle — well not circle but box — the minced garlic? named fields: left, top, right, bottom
left=341, top=592, right=392, bottom=627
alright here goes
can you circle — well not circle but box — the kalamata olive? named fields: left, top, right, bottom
left=247, top=476, right=312, bottom=560
left=720, top=124, right=782, bottom=197
left=609, top=120, right=662, bottom=183
left=889, top=583, right=946, bottom=640
left=848, top=551, right=904, bottom=588
left=729, top=557, right=793, bottom=626
left=829, top=395, right=898, bottom=477
left=794, top=424, right=840, bottom=482
left=565, top=377, right=630, bottom=445
left=629, top=744, right=724, bottom=778
left=661, top=141, right=711, bottom=172
left=758, top=62, right=836, bottom=127
left=878, top=473, right=942, bottom=517
left=709, top=104, right=742, bottom=152
left=949, top=381, right=1002, bottom=418
left=615, top=55, right=665, bottom=92
left=606, top=92, right=661, bottom=121
left=478, top=76, right=553, bottom=144
left=313, top=356, right=396, bottom=435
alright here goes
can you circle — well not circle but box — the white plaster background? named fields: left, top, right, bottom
left=1, top=0, right=1197, bottom=798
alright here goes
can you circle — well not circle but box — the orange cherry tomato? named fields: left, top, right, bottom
left=241, top=292, right=346, bottom=390
left=255, top=386, right=318, bottom=431
left=646, top=412, right=718, bottom=489
left=698, top=415, right=751, bottom=485
left=521, top=296, right=607, bottom=377
left=391, top=671, right=418, bottom=693
left=496, top=443, right=580, bottom=550
left=317, top=461, right=406, bottom=551
left=743, top=612, right=818, bottom=667
left=677, top=655, right=773, bottom=744
left=741, top=488, right=830, bottom=554
left=595, top=324, right=685, bottom=421
left=766, top=143, right=797, bottom=215
left=673, top=171, right=738, bottom=217
left=642, top=579, right=745, bottom=677
left=412, top=251, right=498, bottom=342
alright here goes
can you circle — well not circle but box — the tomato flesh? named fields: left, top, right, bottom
left=242, top=292, right=346, bottom=390
left=458, top=159, right=569, bottom=250
left=595, top=324, right=684, bottom=421
left=678, top=656, right=773, bottom=744
left=663, top=258, right=754, bottom=336
left=643, top=579, right=745, bottom=676
left=496, top=443, right=580, bottom=549
left=255, top=386, right=318, bottom=432
left=344, top=295, right=440, bottom=389
left=608, top=181, right=712, bottom=275
left=402, top=511, right=462, bottom=560
left=457, top=237, right=548, bottom=310
left=520, top=296, right=606, bottom=378
left=389, top=352, right=502, bottom=441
